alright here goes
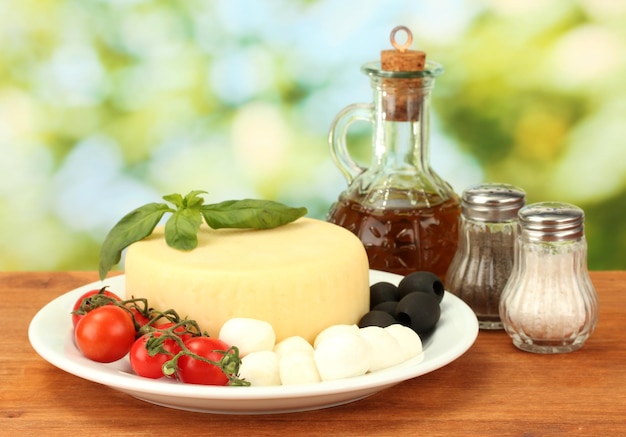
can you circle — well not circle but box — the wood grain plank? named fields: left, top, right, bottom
left=1, top=271, right=625, bottom=436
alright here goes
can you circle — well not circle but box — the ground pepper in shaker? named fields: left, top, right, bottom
left=499, top=202, right=599, bottom=354
left=446, top=183, right=526, bottom=330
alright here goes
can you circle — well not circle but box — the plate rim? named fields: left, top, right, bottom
left=28, top=270, right=478, bottom=410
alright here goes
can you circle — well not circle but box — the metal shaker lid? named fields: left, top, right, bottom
left=462, top=183, right=526, bottom=222
left=518, top=202, right=585, bottom=242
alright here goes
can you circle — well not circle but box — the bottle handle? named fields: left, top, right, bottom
left=328, top=103, right=373, bottom=184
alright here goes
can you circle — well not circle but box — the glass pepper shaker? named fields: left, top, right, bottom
left=445, top=183, right=526, bottom=330
left=327, top=26, right=461, bottom=279
left=499, top=202, right=599, bottom=354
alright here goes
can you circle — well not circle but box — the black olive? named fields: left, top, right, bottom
left=369, top=281, right=399, bottom=309
left=395, top=292, right=441, bottom=335
left=396, top=271, right=445, bottom=303
left=372, top=300, right=398, bottom=316
left=358, top=310, right=397, bottom=328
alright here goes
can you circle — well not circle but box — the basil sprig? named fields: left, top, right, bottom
left=98, top=190, right=307, bottom=280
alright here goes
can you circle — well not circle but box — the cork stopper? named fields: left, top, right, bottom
left=381, top=26, right=426, bottom=72
left=379, top=26, right=426, bottom=122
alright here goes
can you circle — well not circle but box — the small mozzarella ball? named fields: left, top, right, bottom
left=313, top=324, right=359, bottom=349
left=314, top=332, right=370, bottom=381
left=357, top=326, right=405, bottom=372
left=238, top=350, right=281, bottom=387
left=274, top=336, right=314, bottom=358
left=219, top=318, right=276, bottom=357
left=279, top=351, right=321, bottom=385
left=384, top=324, right=423, bottom=360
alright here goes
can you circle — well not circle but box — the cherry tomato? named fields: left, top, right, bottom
left=130, top=333, right=182, bottom=379
left=74, top=305, right=135, bottom=363
left=72, top=287, right=122, bottom=328
left=176, top=337, right=232, bottom=385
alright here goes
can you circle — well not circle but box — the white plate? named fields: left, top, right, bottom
left=28, top=270, right=478, bottom=414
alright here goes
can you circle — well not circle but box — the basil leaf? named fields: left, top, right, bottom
left=98, top=202, right=172, bottom=280
left=98, top=191, right=307, bottom=279
left=162, top=193, right=184, bottom=209
left=201, top=199, right=307, bottom=229
left=183, top=190, right=207, bottom=208
left=164, top=206, right=203, bottom=250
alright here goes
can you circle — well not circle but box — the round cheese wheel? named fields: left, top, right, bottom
left=124, top=217, right=370, bottom=343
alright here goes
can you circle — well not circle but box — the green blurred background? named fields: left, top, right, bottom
left=1, top=0, right=625, bottom=273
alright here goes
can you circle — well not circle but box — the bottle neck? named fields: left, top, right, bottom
left=342, top=65, right=458, bottom=208
left=371, top=76, right=435, bottom=174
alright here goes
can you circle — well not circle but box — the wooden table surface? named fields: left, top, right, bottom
left=2, top=271, right=625, bottom=436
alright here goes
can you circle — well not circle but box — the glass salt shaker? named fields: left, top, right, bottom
left=445, top=183, right=526, bottom=330
left=499, top=202, right=599, bottom=354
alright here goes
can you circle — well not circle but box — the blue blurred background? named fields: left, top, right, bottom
left=1, top=0, right=625, bottom=272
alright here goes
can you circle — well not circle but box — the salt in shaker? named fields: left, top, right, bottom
left=499, top=202, right=599, bottom=354
left=446, top=183, right=526, bottom=329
